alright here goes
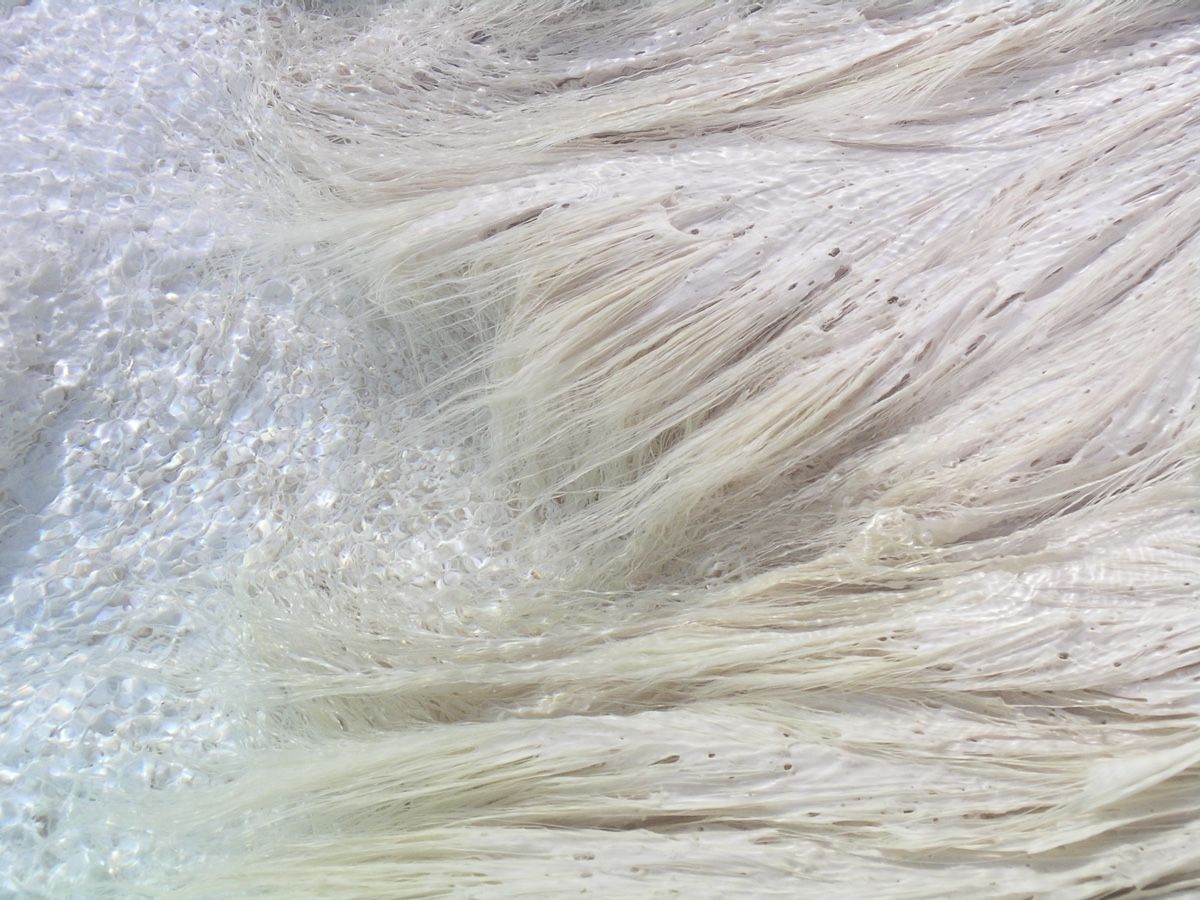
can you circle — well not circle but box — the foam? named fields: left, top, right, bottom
left=1, top=2, right=500, bottom=893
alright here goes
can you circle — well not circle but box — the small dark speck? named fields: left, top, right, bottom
left=829, top=247, right=841, bottom=257
left=690, top=228, right=699, bottom=235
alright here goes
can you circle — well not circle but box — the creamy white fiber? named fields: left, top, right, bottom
left=5, top=1, right=1200, bottom=898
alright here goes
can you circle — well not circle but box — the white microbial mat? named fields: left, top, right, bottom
left=2, top=1, right=1200, bottom=898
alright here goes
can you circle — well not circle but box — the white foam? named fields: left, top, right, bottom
left=0, top=3, right=500, bottom=892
